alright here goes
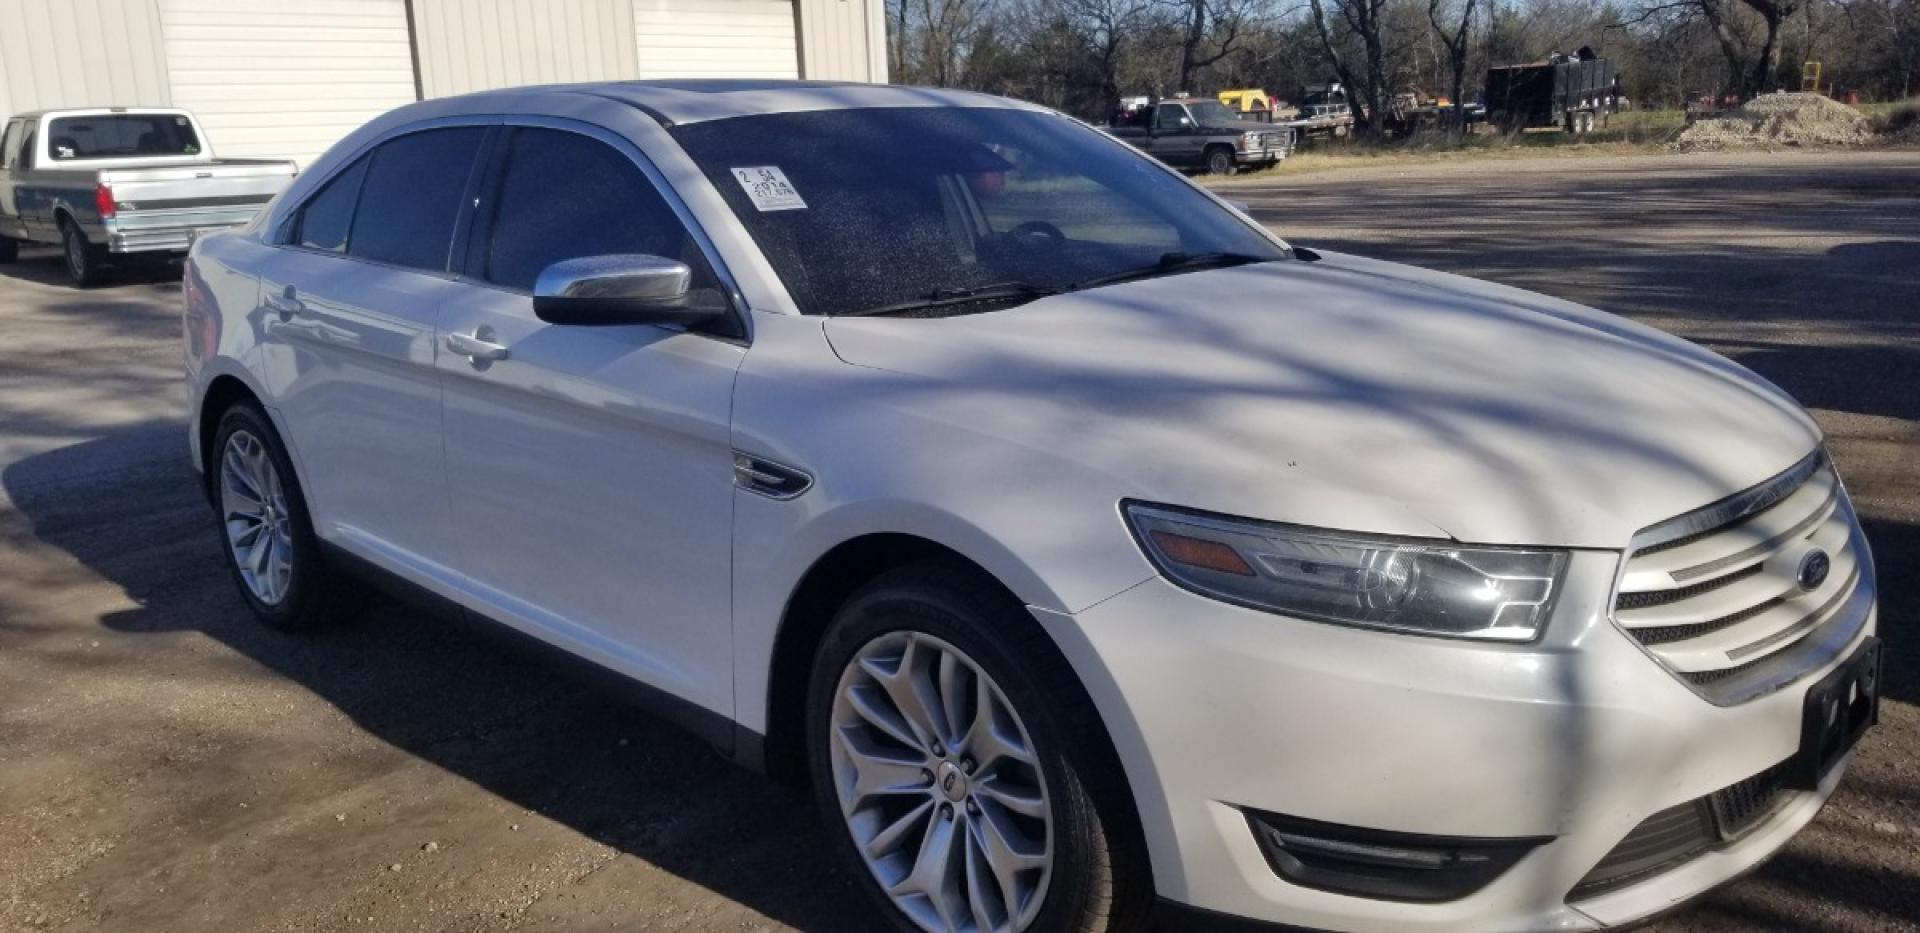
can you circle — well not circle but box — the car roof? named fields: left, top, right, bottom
left=440, top=79, right=1048, bottom=126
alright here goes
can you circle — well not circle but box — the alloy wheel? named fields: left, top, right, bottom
left=830, top=631, right=1053, bottom=932
left=220, top=430, right=294, bottom=605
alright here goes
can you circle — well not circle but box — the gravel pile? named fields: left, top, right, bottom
left=1674, top=93, right=1874, bottom=151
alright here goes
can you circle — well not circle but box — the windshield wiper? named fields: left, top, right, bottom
left=1072, top=251, right=1274, bottom=291
left=842, top=281, right=1062, bottom=317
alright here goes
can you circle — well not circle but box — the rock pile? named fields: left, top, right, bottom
left=1673, top=93, right=1874, bottom=151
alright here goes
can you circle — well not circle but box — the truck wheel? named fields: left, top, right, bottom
left=1204, top=146, right=1236, bottom=176
left=60, top=219, right=109, bottom=287
left=0, top=236, right=16, bottom=264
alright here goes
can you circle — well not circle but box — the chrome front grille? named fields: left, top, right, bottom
left=1613, top=452, right=1873, bottom=705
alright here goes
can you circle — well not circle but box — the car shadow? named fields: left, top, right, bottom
left=0, top=421, right=871, bottom=930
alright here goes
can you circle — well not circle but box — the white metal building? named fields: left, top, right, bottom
left=0, top=0, right=887, bottom=167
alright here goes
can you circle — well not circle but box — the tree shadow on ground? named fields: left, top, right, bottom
left=0, top=424, right=871, bottom=931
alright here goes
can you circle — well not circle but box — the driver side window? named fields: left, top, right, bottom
left=1154, top=105, right=1191, bottom=132
left=480, top=127, right=719, bottom=297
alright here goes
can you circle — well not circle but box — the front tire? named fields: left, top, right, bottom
left=211, top=401, right=361, bottom=631
left=1203, top=146, right=1236, bottom=176
left=0, top=235, right=17, bottom=264
left=806, top=561, right=1151, bottom=933
left=61, top=219, right=109, bottom=287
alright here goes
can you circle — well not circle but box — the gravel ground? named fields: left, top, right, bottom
left=3, top=149, right=1917, bottom=932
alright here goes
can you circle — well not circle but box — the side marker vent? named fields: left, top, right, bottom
left=732, top=453, right=812, bottom=500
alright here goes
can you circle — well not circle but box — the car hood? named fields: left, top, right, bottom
left=821, top=251, right=1820, bottom=548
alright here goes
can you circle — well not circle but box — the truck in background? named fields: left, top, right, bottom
left=1486, top=48, right=1621, bottom=135
left=1107, top=97, right=1295, bottom=174
left=0, top=108, right=296, bottom=286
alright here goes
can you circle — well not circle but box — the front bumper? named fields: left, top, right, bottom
left=1031, top=549, right=1877, bottom=931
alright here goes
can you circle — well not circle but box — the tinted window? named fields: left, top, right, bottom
left=483, top=128, right=711, bottom=292
left=46, top=114, right=201, bottom=160
left=294, top=157, right=368, bottom=252
left=19, top=132, right=36, bottom=170
left=348, top=127, right=486, bottom=272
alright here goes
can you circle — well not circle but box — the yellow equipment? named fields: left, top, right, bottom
left=1801, top=62, right=1822, bottom=93
left=1218, top=89, right=1277, bottom=119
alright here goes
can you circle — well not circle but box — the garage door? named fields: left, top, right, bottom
left=632, top=0, right=798, bottom=80
left=157, top=0, right=417, bottom=168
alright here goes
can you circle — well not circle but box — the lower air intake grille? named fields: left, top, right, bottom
left=1570, top=758, right=1797, bottom=900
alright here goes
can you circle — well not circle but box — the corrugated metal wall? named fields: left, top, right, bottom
left=156, top=0, right=417, bottom=166
left=412, top=0, right=638, bottom=99
left=796, top=0, right=884, bottom=83
left=0, top=0, right=886, bottom=166
left=0, top=0, right=172, bottom=120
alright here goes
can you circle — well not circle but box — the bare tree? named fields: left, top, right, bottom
left=1308, top=0, right=1392, bottom=135
left=1063, top=0, right=1159, bottom=115
left=1733, top=0, right=1802, bottom=93
left=1428, top=0, right=1478, bottom=134
left=1169, top=0, right=1251, bottom=94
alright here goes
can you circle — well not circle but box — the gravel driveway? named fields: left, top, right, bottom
left=3, top=149, right=1916, bottom=932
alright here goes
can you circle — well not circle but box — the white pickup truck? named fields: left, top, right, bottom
left=0, top=108, right=296, bottom=286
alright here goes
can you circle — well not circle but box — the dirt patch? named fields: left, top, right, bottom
left=1674, top=93, right=1874, bottom=151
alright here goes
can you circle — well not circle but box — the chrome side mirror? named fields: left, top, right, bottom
left=1225, top=199, right=1251, bottom=215
left=531, top=255, right=722, bottom=326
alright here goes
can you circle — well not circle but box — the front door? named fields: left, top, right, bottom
left=436, top=122, right=744, bottom=714
left=253, top=124, right=491, bottom=573
left=1151, top=103, right=1201, bottom=165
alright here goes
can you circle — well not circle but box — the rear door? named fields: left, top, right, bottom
left=250, top=122, right=491, bottom=575
left=435, top=121, right=745, bottom=715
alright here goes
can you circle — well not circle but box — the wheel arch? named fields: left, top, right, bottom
left=194, top=371, right=308, bottom=512
left=757, top=531, right=1142, bottom=819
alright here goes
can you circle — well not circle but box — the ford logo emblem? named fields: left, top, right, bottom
left=1797, top=549, right=1831, bottom=591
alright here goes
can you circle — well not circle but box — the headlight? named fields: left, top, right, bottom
left=1124, top=502, right=1567, bottom=642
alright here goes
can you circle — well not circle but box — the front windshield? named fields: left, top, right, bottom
left=670, top=107, right=1286, bottom=316
left=1186, top=101, right=1240, bottom=125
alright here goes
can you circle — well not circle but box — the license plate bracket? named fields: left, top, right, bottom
left=1787, top=637, right=1882, bottom=790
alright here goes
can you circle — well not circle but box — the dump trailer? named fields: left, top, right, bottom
left=1486, top=54, right=1618, bottom=134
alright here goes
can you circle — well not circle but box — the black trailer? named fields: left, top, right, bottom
left=1486, top=53, right=1618, bottom=134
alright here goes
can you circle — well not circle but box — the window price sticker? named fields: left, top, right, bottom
left=731, top=166, right=807, bottom=211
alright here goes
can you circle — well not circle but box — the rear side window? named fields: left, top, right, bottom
left=481, top=127, right=708, bottom=291
left=294, top=157, right=368, bottom=252
left=347, top=127, right=486, bottom=272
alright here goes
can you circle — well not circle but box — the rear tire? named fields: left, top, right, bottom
left=805, top=560, right=1153, bottom=933
left=60, top=218, right=109, bottom=287
left=210, top=401, right=363, bottom=631
left=0, top=235, right=17, bottom=264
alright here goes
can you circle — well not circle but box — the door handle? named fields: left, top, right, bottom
left=265, top=284, right=304, bottom=317
left=445, top=330, right=509, bottom=362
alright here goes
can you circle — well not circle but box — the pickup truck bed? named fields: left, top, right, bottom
left=1, top=108, right=296, bottom=285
